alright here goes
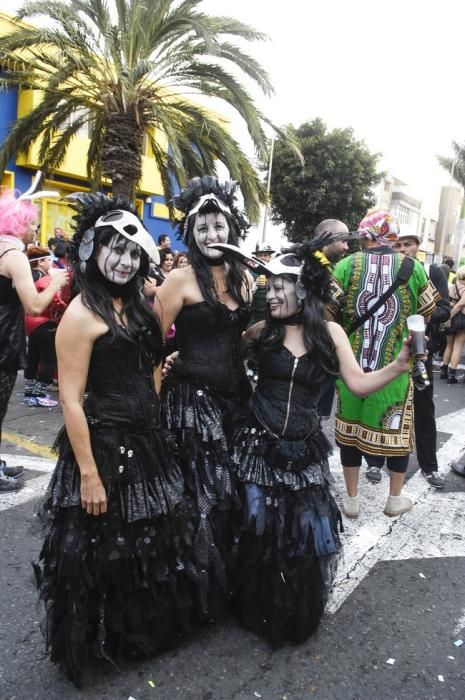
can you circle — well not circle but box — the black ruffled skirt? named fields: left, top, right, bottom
left=449, top=312, right=465, bottom=334
left=160, top=377, right=240, bottom=619
left=231, top=416, right=342, bottom=646
left=35, top=420, right=195, bottom=687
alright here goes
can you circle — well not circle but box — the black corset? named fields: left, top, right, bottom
left=173, top=301, right=250, bottom=394
left=84, top=332, right=159, bottom=430
left=253, top=345, right=327, bottom=440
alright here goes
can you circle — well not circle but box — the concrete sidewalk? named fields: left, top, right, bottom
left=2, top=371, right=62, bottom=462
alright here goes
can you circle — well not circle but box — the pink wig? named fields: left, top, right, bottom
left=0, top=189, right=38, bottom=238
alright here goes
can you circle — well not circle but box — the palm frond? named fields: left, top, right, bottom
left=1, top=0, right=274, bottom=212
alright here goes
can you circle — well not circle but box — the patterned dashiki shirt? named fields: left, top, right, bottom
left=333, top=247, right=438, bottom=456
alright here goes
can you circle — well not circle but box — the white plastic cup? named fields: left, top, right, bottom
left=406, top=314, right=426, bottom=357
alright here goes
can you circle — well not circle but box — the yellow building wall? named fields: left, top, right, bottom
left=16, top=90, right=168, bottom=196
left=1, top=170, right=14, bottom=189
left=2, top=10, right=231, bottom=215
left=35, top=180, right=144, bottom=246
left=15, top=86, right=229, bottom=199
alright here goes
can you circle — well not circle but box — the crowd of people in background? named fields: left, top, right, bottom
left=1, top=176, right=465, bottom=687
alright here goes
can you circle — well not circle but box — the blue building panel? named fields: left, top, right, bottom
left=143, top=194, right=185, bottom=251
left=0, top=85, right=188, bottom=250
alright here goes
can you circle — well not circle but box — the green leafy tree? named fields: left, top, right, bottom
left=0, top=0, right=279, bottom=219
left=267, top=118, right=383, bottom=242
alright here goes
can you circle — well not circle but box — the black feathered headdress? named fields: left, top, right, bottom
left=65, top=192, right=159, bottom=272
left=209, top=232, right=335, bottom=305
left=173, top=176, right=249, bottom=240
left=65, top=192, right=134, bottom=265
left=292, top=239, right=334, bottom=306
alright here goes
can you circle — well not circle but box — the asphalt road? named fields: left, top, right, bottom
left=1, top=366, right=465, bottom=700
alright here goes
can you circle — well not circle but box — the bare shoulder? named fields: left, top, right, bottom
left=169, top=266, right=192, bottom=284
left=326, top=320, right=345, bottom=344
left=59, top=295, right=108, bottom=340
left=1, top=247, right=28, bottom=275
left=157, top=266, right=191, bottom=294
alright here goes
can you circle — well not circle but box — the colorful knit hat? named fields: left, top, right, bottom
left=357, top=210, right=399, bottom=243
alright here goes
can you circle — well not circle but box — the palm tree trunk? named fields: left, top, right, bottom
left=101, top=111, right=144, bottom=202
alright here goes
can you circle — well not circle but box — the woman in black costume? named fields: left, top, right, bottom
left=154, top=177, right=253, bottom=619
left=225, top=241, right=411, bottom=646
left=35, top=194, right=193, bottom=686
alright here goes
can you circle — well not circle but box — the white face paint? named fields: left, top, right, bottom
left=192, top=211, right=229, bottom=258
left=266, top=275, right=300, bottom=320
left=96, top=234, right=141, bottom=285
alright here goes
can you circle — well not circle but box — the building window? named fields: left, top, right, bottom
left=421, top=218, right=426, bottom=233
left=397, top=205, right=409, bottom=225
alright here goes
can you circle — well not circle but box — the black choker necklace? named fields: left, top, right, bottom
left=283, top=310, right=303, bottom=326
left=206, top=256, right=224, bottom=267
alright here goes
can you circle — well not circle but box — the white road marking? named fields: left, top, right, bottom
left=453, top=610, right=465, bottom=636
left=327, top=406, right=465, bottom=614
left=0, top=454, right=54, bottom=513
left=2, top=407, right=465, bottom=616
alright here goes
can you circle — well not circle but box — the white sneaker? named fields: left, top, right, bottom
left=342, top=494, right=359, bottom=518
left=383, top=494, right=413, bottom=517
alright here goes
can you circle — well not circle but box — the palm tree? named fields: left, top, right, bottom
left=438, top=141, right=465, bottom=190
left=0, top=0, right=279, bottom=220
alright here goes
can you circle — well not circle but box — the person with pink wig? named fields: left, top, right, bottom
left=0, top=189, right=68, bottom=492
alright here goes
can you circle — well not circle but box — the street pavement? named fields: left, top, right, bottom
left=1, top=367, right=465, bottom=700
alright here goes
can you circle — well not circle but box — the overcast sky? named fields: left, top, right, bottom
left=2, top=0, right=465, bottom=245
left=202, top=0, right=465, bottom=211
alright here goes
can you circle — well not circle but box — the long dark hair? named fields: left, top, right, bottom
left=68, top=193, right=163, bottom=365
left=174, top=176, right=251, bottom=312
left=184, top=202, right=251, bottom=310
left=256, top=245, right=339, bottom=377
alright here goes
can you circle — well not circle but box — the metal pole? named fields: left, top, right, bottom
left=261, top=137, right=275, bottom=244
left=437, top=157, right=457, bottom=262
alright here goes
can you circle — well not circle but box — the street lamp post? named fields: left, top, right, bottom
left=261, top=136, right=275, bottom=244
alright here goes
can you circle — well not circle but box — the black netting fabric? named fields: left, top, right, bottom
left=229, top=345, right=342, bottom=646
left=34, top=332, right=198, bottom=687
left=161, top=377, right=242, bottom=619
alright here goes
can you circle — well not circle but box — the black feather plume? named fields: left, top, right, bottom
left=173, top=176, right=249, bottom=240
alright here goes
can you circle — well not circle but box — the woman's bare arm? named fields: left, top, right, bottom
left=56, top=297, right=108, bottom=515
left=5, top=250, right=68, bottom=315
left=328, top=321, right=410, bottom=397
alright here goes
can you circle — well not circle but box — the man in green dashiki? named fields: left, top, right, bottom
left=333, top=210, right=438, bottom=520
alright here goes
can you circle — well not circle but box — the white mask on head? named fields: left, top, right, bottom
left=193, top=211, right=229, bottom=259
left=96, top=234, right=141, bottom=285
left=266, top=275, right=300, bottom=320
